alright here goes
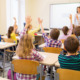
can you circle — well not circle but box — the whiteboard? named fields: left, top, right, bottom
left=50, top=3, right=80, bottom=29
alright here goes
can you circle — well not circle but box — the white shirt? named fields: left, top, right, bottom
left=74, top=14, right=80, bottom=26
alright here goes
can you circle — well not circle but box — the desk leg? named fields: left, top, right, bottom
left=40, top=64, right=43, bottom=80
left=50, top=66, right=53, bottom=80
left=3, top=49, right=5, bottom=77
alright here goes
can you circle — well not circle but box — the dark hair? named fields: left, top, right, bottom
left=74, top=26, right=80, bottom=36
left=77, top=6, right=80, bottom=13
left=64, top=36, right=79, bottom=53
left=62, top=26, right=69, bottom=35
left=8, top=26, right=14, bottom=38
left=50, top=28, right=60, bottom=40
left=26, top=24, right=32, bottom=34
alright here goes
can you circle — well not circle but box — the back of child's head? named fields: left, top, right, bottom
left=62, top=26, right=69, bottom=35
left=16, top=34, right=33, bottom=58
left=26, top=24, right=32, bottom=34
left=74, top=26, right=80, bottom=36
left=64, top=36, right=79, bottom=53
left=8, top=26, right=14, bottom=38
left=50, top=28, right=60, bottom=40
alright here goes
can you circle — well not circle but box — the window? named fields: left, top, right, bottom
left=6, top=0, right=25, bottom=31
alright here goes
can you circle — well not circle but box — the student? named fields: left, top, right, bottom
left=74, top=6, right=80, bottom=26
left=20, top=16, right=40, bottom=41
left=39, top=18, right=62, bottom=47
left=59, top=14, right=73, bottom=40
left=16, top=34, right=43, bottom=80
left=58, top=36, right=80, bottom=71
left=8, top=26, right=17, bottom=43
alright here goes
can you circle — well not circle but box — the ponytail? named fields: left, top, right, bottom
left=8, top=26, right=14, bottom=38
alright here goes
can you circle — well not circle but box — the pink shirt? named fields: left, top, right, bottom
left=59, top=24, right=73, bottom=40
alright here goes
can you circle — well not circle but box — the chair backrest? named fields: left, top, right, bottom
left=12, top=59, right=39, bottom=74
left=60, top=39, right=65, bottom=43
left=43, top=47, right=62, bottom=54
left=3, top=38, right=14, bottom=43
left=57, top=68, right=80, bottom=80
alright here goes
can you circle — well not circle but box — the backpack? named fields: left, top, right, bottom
left=7, top=69, right=17, bottom=80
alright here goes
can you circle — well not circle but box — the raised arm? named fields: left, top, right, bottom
left=25, top=16, right=32, bottom=29
left=38, top=18, right=45, bottom=33
left=13, top=17, right=17, bottom=26
left=68, top=14, right=73, bottom=34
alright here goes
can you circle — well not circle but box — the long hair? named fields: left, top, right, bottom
left=8, top=26, right=14, bottom=38
left=26, top=24, right=32, bottom=34
left=16, top=34, right=33, bottom=58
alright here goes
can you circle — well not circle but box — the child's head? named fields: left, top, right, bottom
left=16, top=34, right=33, bottom=58
left=74, top=26, right=80, bottom=36
left=8, top=26, right=14, bottom=38
left=64, top=36, right=79, bottom=53
left=62, top=26, right=69, bottom=35
left=50, top=28, right=60, bottom=40
left=77, top=6, right=80, bottom=13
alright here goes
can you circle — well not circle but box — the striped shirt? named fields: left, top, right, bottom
left=58, top=52, right=80, bottom=71
left=42, top=33, right=62, bottom=47
left=16, top=49, right=44, bottom=80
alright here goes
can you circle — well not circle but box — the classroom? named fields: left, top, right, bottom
left=0, top=0, right=80, bottom=80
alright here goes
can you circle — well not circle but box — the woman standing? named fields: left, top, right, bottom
left=74, top=6, right=80, bottom=26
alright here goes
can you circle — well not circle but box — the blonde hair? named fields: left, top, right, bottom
left=16, top=34, right=33, bottom=58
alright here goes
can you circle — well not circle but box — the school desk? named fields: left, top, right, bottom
left=0, top=42, right=17, bottom=77
left=1, top=35, right=20, bottom=40
left=39, top=43, right=64, bottom=49
left=13, top=51, right=59, bottom=80
left=55, top=61, right=60, bottom=67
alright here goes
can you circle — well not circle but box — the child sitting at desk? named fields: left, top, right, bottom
left=58, top=36, right=80, bottom=71
left=8, top=26, right=17, bottom=43
left=20, top=16, right=40, bottom=40
left=39, top=18, right=62, bottom=48
left=16, top=34, right=43, bottom=80
left=59, top=14, right=73, bottom=40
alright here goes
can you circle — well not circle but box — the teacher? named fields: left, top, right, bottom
left=74, top=6, right=80, bottom=26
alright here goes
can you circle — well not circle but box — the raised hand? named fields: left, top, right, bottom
left=38, top=18, right=43, bottom=24
left=69, top=14, right=72, bottom=24
left=25, top=16, right=32, bottom=24
left=13, top=17, right=16, bottom=21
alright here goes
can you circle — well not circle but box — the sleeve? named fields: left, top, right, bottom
left=20, top=28, right=26, bottom=37
left=32, top=50, right=44, bottom=61
left=42, top=33, right=49, bottom=42
left=68, top=24, right=73, bottom=35
left=58, top=41, right=62, bottom=48
left=31, top=25, right=40, bottom=34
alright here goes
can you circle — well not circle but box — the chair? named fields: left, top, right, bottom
left=57, top=68, right=80, bottom=80
left=3, top=38, right=14, bottom=43
left=43, top=47, right=62, bottom=54
left=60, top=39, right=65, bottom=43
left=11, top=60, right=44, bottom=80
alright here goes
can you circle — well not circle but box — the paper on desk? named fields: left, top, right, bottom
left=0, top=42, right=6, bottom=45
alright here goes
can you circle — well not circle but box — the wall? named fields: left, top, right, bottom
left=0, top=0, right=7, bottom=35
left=25, top=0, right=80, bottom=29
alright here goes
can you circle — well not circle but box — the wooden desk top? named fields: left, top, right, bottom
left=0, top=77, right=9, bottom=80
left=0, top=42, right=16, bottom=49
left=39, top=52, right=59, bottom=66
left=55, top=61, right=60, bottom=67
left=39, top=43, right=64, bottom=49
left=13, top=52, right=59, bottom=66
